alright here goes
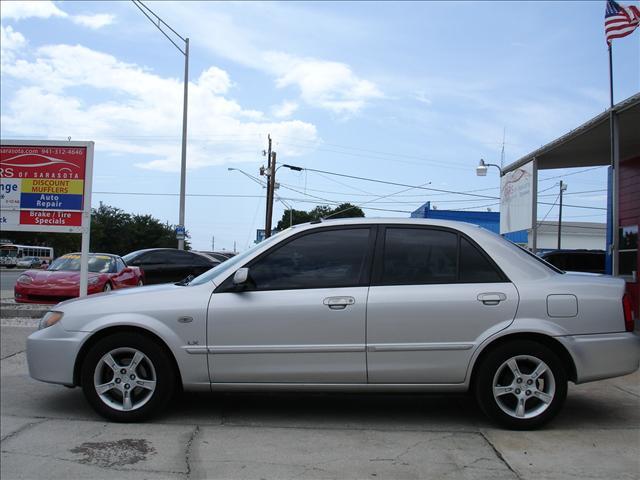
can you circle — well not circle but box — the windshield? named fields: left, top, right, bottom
left=49, top=254, right=115, bottom=273
left=0, top=248, right=17, bottom=258
left=189, top=232, right=284, bottom=286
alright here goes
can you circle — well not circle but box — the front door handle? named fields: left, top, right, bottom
left=477, top=292, right=507, bottom=306
left=323, top=296, right=356, bottom=310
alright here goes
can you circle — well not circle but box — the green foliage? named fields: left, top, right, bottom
left=275, top=203, right=365, bottom=231
left=4, top=204, right=188, bottom=257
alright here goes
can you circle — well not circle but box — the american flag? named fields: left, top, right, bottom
left=605, top=0, right=640, bottom=44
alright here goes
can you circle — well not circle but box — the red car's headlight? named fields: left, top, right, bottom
left=17, top=274, right=32, bottom=285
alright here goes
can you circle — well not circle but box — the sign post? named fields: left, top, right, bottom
left=0, top=140, right=94, bottom=297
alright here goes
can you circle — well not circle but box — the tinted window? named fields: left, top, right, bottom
left=162, top=250, right=192, bottom=265
left=191, top=252, right=216, bottom=267
left=459, top=237, right=503, bottom=283
left=115, top=258, right=126, bottom=272
left=139, top=251, right=167, bottom=265
left=248, top=228, right=371, bottom=290
left=382, top=228, right=457, bottom=285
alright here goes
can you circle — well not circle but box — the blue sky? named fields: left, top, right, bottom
left=1, top=1, right=638, bottom=251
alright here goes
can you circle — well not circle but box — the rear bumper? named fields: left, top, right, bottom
left=558, top=332, right=640, bottom=384
left=27, top=322, right=89, bottom=386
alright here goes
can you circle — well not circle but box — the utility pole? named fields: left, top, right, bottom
left=263, top=135, right=272, bottom=237
left=265, top=151, right=277, bottom=238
left=557, top=181, right=567, bottom=249
left=211, top=235, right=214, bottom=251
left=131, top=1, right=189, bottom=250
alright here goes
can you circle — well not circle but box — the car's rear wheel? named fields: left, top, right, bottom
left=474, top=340, right=567, bottom=430
left=103, top=282, right=112, bottom=293
left=80, top=333, right=175, bottom=422
left=137, top=279, right=144, bottom=287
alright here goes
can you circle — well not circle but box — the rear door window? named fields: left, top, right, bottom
left=459, top=237, right=504, bottom=283
left=378, top=227, right=506, bottom=285
left=381, top=228, right=457, bottom=285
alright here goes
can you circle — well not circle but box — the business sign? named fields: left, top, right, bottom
left=500, top=161, right=533, bottom=234
left=0, top=142, right=94, bottom=233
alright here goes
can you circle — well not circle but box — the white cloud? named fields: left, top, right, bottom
left=0, top=1, right=114, bottom=30
left=272, top=100, right=299, bottom=118
left=0, top=1, right=67, bottom=20
left=198, top=67, right=232, bottom=95
left=1, top=42, right=319, bottom=172
left=159, top=5, right=382, bottom=115
left=0, top=24, right=26, bottom=59
left=266, top=52, right=383, bottom=115
left=71, top=13, right=115, bottom=29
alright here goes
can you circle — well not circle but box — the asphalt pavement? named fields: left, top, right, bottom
left=0, top=268, right=23, bottom=293
left=1, top=322, right=639, bottom=480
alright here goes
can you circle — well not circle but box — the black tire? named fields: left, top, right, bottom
left=474, top=340, right=567, bottom=430
left=80, top=332, right=176, bottom=422
left=103, top=282, right=112, bottom=293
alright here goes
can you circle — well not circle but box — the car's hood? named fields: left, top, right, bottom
left=24, top=270, right=100, bottom=284
left=55, top=281, right=196, bottom=310
left=55, top=281, right=215, bottom=332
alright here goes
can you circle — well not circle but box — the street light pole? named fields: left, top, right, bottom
left=132, top=0, right=189, bottom=249
left=178, top=37, right=189, bottom=250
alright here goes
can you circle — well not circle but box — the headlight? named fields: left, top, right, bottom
left=39, top=311, right=63, bottom=330
left=88, top=276, right=100, bottom=285
left=17, top=274, right=32, bottom=284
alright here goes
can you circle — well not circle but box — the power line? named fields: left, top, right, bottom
left=296, top=167, right=500, bottom=200
left=538, top=166, right=606, bottom=183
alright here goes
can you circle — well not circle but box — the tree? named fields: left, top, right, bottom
left=4, top=203, right=188, bottom=257
left=275, top=203, right=365, bottom=231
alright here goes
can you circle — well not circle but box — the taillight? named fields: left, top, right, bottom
left=622, top=294, right=634, bottom=332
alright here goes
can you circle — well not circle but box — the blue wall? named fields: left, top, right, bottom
left=411, top=202, right=528, bottom=243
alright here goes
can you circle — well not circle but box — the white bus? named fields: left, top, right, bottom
left=0, top=243, right=55, bottom=268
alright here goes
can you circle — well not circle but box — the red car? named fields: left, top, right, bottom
left=14, top=253, right=144, bottom=304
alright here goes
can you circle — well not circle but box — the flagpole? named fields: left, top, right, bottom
left=608, top=43, right=619, bottom=275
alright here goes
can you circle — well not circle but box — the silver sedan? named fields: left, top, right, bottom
left=27, top=219, right=640, bottom=429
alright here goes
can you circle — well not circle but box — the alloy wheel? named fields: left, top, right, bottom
left=492, top=354, right=556, bottom=419
left=93, top=347, right=157, bottom=412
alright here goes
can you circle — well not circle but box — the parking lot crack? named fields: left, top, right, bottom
left=0, top=349, right=25, bottom=361
left=0, top=418, right=47, bottom=443
left=613, top=384, right=640, bottom=399
left=185, top=425, right=200, bottom=478
left=478, top=431, right=521, bottom=480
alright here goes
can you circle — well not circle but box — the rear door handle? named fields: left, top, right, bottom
left=477, top=292, right=507, bottom=306
left=323, top=296, right=356, bottom=310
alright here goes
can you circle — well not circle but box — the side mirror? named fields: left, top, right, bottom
left=233, top=268, right=249, bottom=285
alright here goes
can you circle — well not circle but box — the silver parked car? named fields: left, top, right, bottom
left=27, top=219, right=639, bottom=429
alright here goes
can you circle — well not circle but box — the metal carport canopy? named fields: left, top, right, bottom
left=503, top=92, right=640, bottom=173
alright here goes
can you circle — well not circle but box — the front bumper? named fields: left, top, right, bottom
left=27, top=321, right=89, bottom=386
left=558, top=332, right=640, bottom=384
left=15, top=283, right=102, bottom=304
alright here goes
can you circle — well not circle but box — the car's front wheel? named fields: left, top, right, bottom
left=80, top=332, right=176, bottom=422
left=474, top=340, right=567, bottom=430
